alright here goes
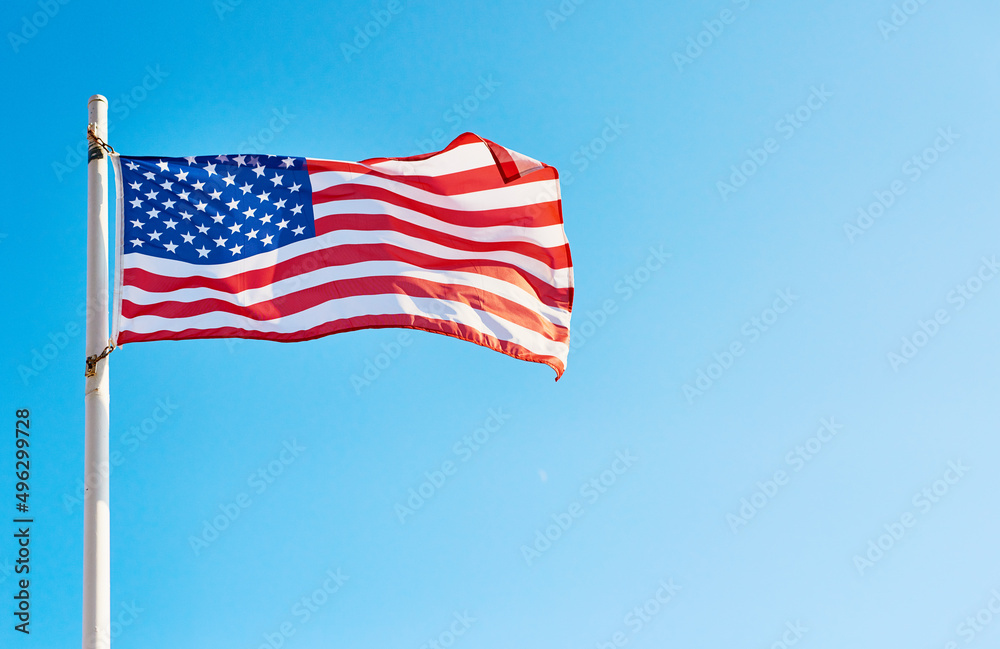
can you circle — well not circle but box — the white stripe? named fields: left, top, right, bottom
left=121, top=258, right=572, bottom=329
left=309, top=169, right=560, bottom=213
left=313, top=198, right=569, bottom=249
left=120, top=293, right=569, bottom=361
left=366, top=142, right=495, bottom=177
left=123, top=229, right=573, bottom=290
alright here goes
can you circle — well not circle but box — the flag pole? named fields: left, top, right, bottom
left=83, top=94, right=111, bottom=649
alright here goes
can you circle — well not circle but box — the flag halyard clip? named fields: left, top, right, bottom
left=85, top=339, right=116, bottom=378
left=87, top=124, right=115, bottom=160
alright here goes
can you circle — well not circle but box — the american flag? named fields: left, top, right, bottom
left=113, top=133, right=573, bottom=376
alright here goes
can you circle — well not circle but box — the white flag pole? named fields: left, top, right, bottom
left=83, top=94, right=111, bottom=649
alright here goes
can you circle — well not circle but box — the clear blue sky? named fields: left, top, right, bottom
left=4, top=1, right=1000, bottom=647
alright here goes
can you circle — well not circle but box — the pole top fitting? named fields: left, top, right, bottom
left=88, top=94, right=107, bottom=105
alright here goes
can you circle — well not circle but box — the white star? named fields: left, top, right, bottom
left=162, top=199, right=176, bottom=210
left=130, top=238, right=144, bottom=247
left=226, top=198, right=240, bottom=211
left=160, top=179, right=174, bottom=191
left=281, top=157, right=296, bottom=168
left=194, top=200, right=208, bottom=212
left=292, top=225, right=305, bottom=236
left=239, top=182, right=253, bottom=195
left=179, top=211, right=193, bottom=220
left=233, top=154, right=246, bottom=167
left=196, top=224, right=210, bottom=235
left=129, top=181, right=142, bottom=191
left=130, top=218, right=144, bottom=229
left=242, top=206, right=257, bottom=219
left=204, top=163, right=217, bottom=177
left=181, top=232, right=195, bottom=244
left=228, top=222, right=242, bottom=234
left=164, top=218, right=178, bottom=230
left=229, top=243, right=244, bottom=255
left=261, top=233, right=274, bottom=246
left=290, top=204, right=303, bottom=215
left=146, top=208, right=160, bottom=219
left=276, top=219, right=289, bottom=230
left=143, top=171, right=156, bottom=180
left=184, top=156, right=198, bottom=165
left=289, top=182, right=301, bottom=193
left=269, top=172, right=284, bottom=186
left=164, top=241, right=178, bottom=254
left=246, top=228, right=259, bottom=239
left=149, top=230, right=162, bottom=241
left=273, top=198, right=286, bottom=210
left=145, top=190, right=158, bottom=201
left=260, top=213, right=274, bottom=224
left=129, top=197, right=143, bottom=208
left=256, top=191, right=270, bottom=203
left=192, top=179, right=205, bottom=191
left=175, top=169, right=189, bottom=182
left=211, top=213, right=225, bottom=224
left=157, top=160, right=170, bottom=172
left=177, top=190, right=190, bottom=202
left=214, top=235, right=228, bottom=247
left=253, top=164, right=266, bottom=177
left=216, top=154, right=230, bottom=163
left=222, top=173, right=236, bottom=186
left=196, top=246, right=210, bottom=258
left=126, top=160, right=139, bottom=171
left=249, top=156, right=260, bottom=166
left=209, top=189, right=222, bottom=201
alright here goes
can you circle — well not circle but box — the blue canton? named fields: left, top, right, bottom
left=120, top=154, right=314, bottom=264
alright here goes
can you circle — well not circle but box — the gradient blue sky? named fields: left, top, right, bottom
left=4, top=1, right=1000, bottom=647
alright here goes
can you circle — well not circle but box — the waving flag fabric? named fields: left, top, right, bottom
left=112, top=133, right=573, bottom=376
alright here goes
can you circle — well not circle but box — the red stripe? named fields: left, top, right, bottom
left=124, top=243, right=572, bottom=311
left=313, top=212, right=571, bottom=269
left=121, top=274, right=569, bottom=343
left=311, top=183, right=563, bottom=229
left=306, top=157, right=558, bottom=196
left=116, top=313, right=566, bottom=378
